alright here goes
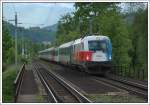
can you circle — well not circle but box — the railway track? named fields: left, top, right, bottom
left=93, top=76, right=148, bottom=99
left=33, top=62, right=91, bottom=103
left=106, top=73, right=148, bottom=90
left=39, top=60, right=148, bottom=99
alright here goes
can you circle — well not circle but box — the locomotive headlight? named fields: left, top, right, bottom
left=109, top=56, right=112, bottom=60
left=86, top=56, right=89, bottom=61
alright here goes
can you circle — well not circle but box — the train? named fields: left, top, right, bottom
left=38, top=35, right=112, bottom=75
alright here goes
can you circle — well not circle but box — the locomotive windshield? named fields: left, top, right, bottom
left=88, top=40, right=107, bottom=52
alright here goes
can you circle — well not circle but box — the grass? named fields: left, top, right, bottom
left=2, top=64, right=21, bottom=103
left=37, top=94, right=45, bottom=103
left=86, top=94, right=147, bottom=103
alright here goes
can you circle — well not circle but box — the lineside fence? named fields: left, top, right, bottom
left=111, top=64, right=147, bottom=81
left=13, top=64, right=26, bottom=102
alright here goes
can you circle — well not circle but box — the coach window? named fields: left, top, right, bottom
left=55, top=50, right=58, bottom=56
left=81, top=42, right=84, bottom=50
left=77, top=44, right=80, bottom=51
left=64, top=48, right=66, bottom=55
left=62, top=48, right=64, bottom=55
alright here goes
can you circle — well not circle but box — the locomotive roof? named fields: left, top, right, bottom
left=73, top=35, right=109, bottom=44
left=83, top=35, right=109, bottom=40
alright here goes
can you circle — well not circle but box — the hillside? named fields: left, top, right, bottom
left=43, top=23, right=58, bottom=32
left=3, top=21, right=57, bottom=43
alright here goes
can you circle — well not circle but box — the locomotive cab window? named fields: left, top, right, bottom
left=88, top=40, right=107, bottom=52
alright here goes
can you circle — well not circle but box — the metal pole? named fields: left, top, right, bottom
left=15, top=12, right=18, bottom=66
left=21, top=29, right=24, bottom=57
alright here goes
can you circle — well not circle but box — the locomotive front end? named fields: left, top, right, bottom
left=83, top=35, right=112, bottom=75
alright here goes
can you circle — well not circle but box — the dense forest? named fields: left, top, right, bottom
left=3, top=2, right=148, bottom=79
left=3, top=21, right=57, bottom=42
left=55, top=2, right=148, bottom=78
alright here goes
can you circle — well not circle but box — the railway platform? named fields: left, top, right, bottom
left=16, top=65, right=39, bottom=103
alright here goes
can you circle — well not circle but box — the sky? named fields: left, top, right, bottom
left=3, top=3, right=75, bottom=28
left=2, top=2, right=148, bottom=28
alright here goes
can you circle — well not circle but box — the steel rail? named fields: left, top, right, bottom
left=38, top=60, right=147, bottom=99
left=106, top=74, right=148, bottom=90
left=93, top=77, right=148, bottom=98
left=33, top=63, right=58, bottom=103
left=35, top=63, right=82, bottom=103
left=36, top=62, right=92, bottom=103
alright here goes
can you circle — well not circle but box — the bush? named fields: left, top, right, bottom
left=2, top=65, right=20, bottom=102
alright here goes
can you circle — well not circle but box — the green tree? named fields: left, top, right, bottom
left=2, top=21, right=15, bottom=65
left=131, top=8, right=148, bottom=72
left=98, top=8, right=132, bottom=65
left=56, top=2, right=132, bottom=65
